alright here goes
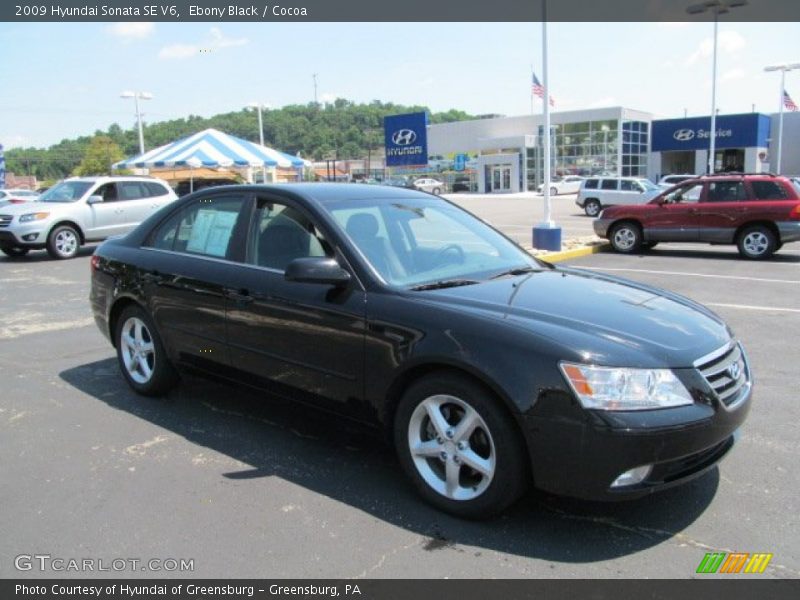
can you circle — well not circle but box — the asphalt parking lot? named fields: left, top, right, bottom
left=1, top=214, right=798, bottom=579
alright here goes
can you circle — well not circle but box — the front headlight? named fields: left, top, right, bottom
left=559, top=362, right=693, bottom=411
left=19, top=212, right=50, bottom=223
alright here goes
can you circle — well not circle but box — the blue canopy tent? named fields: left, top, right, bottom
left=113, top=128, right=308, bottom=191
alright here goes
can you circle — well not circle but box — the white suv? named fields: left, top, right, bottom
left=576, top=176, right=661, bottom=217
left=0, top=176, right=177, bottom=259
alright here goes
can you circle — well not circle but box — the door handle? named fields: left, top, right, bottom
left=225, top=288, right=254, bottom=305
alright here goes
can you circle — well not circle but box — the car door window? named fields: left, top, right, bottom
left=148, top=195, right=247, bottom=259
left=620, top=180, right=637, bottom=191
left=118, top=182, right=146, bottom=201
left=144, top=182, right=170, bottom=197
left=600, top=179, right=618, bottom=190
left=666, top=183, right=703, bottom=204
left=751, top=180, right=790, bottom=200
left=706, top=181, right=746, bottom=202
left=94, top=183, right=118, bottom=202
left=584, top=179, right=598, bottom=189
left=246, top=197, right=329, bottom=271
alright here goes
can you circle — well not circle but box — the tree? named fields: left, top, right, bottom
left=73, top=136, right=125, bottom=176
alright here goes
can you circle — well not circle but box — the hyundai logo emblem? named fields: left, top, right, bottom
left=727, top=361, right=741, bottom=380
left=392, top=129, right=417, bottom=146
left=673, top=128, right=696, bottom=141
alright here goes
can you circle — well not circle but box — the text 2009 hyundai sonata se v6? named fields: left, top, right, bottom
left=90, top=184, right=751, bottom=519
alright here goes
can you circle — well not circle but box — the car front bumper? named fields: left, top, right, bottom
left=522, top=370, right=751, bottom=501
left=0, top=223, right=49, bottom=248
left=593, top=218, right=612, bottom=238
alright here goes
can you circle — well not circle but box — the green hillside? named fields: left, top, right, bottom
left=5, top=100, right=489, bottom=182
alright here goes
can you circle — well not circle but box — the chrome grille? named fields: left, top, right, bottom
left=0, top=215, right=12, bottom=228
left=694, top=342, right=749, bottom=408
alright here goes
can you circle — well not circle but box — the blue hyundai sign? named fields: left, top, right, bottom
left=652, top=113, right=770, bottom=152
left=384, top=112, right=428, bottom=167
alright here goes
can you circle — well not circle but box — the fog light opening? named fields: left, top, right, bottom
left=610, top=465, right=653, bottom=488
left=23, top=233, right=39, bottom=241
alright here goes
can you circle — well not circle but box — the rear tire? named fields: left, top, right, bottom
left=1, top=246, right=30, bottom=257
left=46, top=224, right=80, bottom=259
left=584, top=199, right=601, bottom=217
left=610, top=222, right=643, bottom=254
left=737, top=225, right=776, bottom=260
left=550, top=186, right=558, bottom=196
left=115, top=305, right=179, bottom=397
left=432, top=187, right=441, bottom=195
left=394, top=373, right=529, bottom=519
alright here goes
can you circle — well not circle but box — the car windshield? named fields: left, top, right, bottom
left=325, top=196, right=542, bottom=288
left=38, top=181, right=93, bottom=203
left=638, top=180, right=659, bottom=191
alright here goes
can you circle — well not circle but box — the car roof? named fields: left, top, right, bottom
left=195, top=182, right=431, bottom=205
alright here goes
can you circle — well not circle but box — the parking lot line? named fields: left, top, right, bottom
left=705, top=302, right=800, bottom=314
left=579, top=267, right=800, bottom=285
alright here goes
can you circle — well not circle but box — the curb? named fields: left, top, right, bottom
left=527, top=242, right=610, bottom=264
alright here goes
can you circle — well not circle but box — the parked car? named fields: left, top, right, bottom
left=577, top=176, right=662, bottom=217
left=657, top=174, right=696, bottom=189
left=452, top=176, right=473, bottom=193
left=91, top=183, right=751, bottom=519
left=538, top=176, right=585, bottom=196
left=594, top=173, right=800, bottom=259
left=413, top=177, right=445, bottom=195
left=0, top=176, right=177, bottom=259
left=0, top=188, right=40, bottom=206
left=383, top=177, right=415, bottom=189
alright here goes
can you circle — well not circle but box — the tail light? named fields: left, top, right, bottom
left=791, top=204, right=800, bottom=220
left=9, top=199, right=24, bottom=204
left=90, top=255, right=100, bottom=274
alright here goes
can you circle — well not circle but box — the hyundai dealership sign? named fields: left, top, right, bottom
left=652, top=113, right=771, bottom=152
left=384, top=112, right=428, bottom=167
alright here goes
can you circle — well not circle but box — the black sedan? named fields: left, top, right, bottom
left=90, top=184, right=751, bottom=518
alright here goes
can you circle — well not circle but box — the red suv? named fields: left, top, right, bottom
left=594, top=174, right=800, bottom=259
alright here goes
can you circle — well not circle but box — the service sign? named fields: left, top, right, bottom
left=652, top=113, right=771, bottom=152
left=384, top=112, right=428, bottom=167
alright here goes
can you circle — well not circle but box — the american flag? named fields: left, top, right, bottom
left=532, top=72, right=555, bottom=107
left=784, top=90, right=798, bottom=112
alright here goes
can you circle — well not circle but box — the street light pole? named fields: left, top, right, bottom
left=764, top=63, right=800, bottom=174
left=686, top=0, right=747, bottom=174
left=247, top=102, right=269, bottom=183
left=120, top=91, right=153, bottom=155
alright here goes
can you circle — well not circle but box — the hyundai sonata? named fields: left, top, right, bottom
left=90, top=184, right=751, bottom=518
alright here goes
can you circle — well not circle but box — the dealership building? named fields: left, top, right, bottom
left=420, top=107, right=800, bottom=193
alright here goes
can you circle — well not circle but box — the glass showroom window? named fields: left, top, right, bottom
left=621, top=120, right=649, bottom=177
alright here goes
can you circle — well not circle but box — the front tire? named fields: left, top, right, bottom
left=737, top=225, right=776, bottom=260
left=584, top=199, right=601, bottom=217
left=1, top=246, right=30, bottom=257
left=46, top=224, right=80, bottom=259
left=432, top=187, right=441, bottom=195
left=610, top=221, right=643, bottom=254
left=394, top=373, right=528, bottom=519
left=115, top=305, right=178, bottom=396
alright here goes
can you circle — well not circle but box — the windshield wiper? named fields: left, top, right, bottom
left=409, top=279, right=480, bottom=291
left=488, top=266, right=539, bottom=280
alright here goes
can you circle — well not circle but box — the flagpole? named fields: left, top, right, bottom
left=532, top=0, right=561, bottom=251
left=530, top=65, right=534, bottom=115
left=778, top=68, right=785, bottom=173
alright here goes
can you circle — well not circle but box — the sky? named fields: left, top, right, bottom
left=1, top=21, right=799, bottom=149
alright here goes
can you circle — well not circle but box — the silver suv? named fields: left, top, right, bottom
left=0, top=176, right=177, bottom=259
left=576, top=176, right=662, bottom=217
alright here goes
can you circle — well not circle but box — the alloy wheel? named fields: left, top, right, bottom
left=407, top=394, right=496, bottom=501
left=743, top=231, right=769, bottom=256
left=55, top=229, right=78, bottom=256
left=613, top=227, right=637, bottom=251
left=120, top=317, right=156, bottom=384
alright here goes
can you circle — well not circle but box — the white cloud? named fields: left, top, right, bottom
left=685, top=30, right=746, bottom=66
left=1, top=134, right=31, bottom=149
left=587, top=96, right=618, bottom=108
left=106, top=22, right=154, bottom=42
left=158, top=28, right=248, bottom=60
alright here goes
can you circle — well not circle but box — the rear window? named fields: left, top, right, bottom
left=583, top=179, right=598, bottom=189
left=145, top=182, right=170, bottom=197
left=600, top=179, right=618, bottom=190
left=707, top=181, right=747, bottom=202
left=751, top=180, right=791, bottom=200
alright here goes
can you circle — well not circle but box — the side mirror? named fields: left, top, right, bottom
left=86, top=195, right=104, bottom=204
left=285, top=257, right=351, bottom=286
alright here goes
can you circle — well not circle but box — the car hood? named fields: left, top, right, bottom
left=0, top=201, right=73, bottom=216
left=413, top=267, right=731, bottom=368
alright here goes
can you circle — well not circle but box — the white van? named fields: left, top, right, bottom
left=576, top=176, right=662, bottom=217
